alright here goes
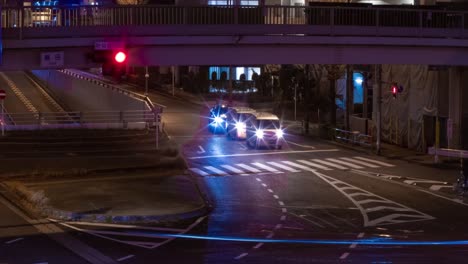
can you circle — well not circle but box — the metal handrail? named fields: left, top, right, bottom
left=335, top=128, right=373, bottom=148
left=428, top=147, right=468, bottom=159
left=1, top=5, right=467, bottom=33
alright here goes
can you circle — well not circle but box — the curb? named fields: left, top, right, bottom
left=44, top=204, right=210, bottom=225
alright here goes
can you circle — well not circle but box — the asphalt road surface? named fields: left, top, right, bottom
left=1, top=79, right=468, bottom=264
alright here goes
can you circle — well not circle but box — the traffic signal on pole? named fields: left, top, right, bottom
left=89, top=50, right=127, bottom=79
left=391, top=83, right=398, bottom=99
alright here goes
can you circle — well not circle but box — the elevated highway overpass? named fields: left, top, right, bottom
left=1, top=5, right=468, bottom=69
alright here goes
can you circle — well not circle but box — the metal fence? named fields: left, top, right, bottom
left=1, top=5, right=467, bottom=31
left=335, top=128, right=373, bottom=148
left=0, top=110, right=156, bottom=130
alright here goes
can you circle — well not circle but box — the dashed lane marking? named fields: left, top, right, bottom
left=5, top=237, right=24, bottom=244
left=117, top=255, right=135, bottom=262
left=429, top=185, right=452, bottom=191
left=253, top=243, right=264, bottom=249
left=234, top=253, right=248, bottom=260
left=340, top=252, right=350, bottom=260
left=404, top=180, right=448, bottom=185
left=285, top=140, right=316, bottom=149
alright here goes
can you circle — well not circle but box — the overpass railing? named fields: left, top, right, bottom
left=1, top=110, right=156, bottom=130
left=1, top=5, right=467, bottom=33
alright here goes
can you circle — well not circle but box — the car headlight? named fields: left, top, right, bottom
left=256, top=130, right=264, bottom=138
left=235, top=122, right=246, bottom=130
left=276, top=129, right=284, bottom=138
left=214, top=116, right=223, bottom=124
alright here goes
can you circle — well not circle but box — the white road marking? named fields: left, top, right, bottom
left=197, top=146, right=206, bottom=154
left=5, top=237, right=23, bottom=244
left=67, top=221, right=184, bottom=233
left=189, top=168, right=209, bottom=176
left=282, top=208, right=287, bottom=213
left=273, top=195, right=279, bottom=199
left=33, top=262, right=49, bottom=264
left=349, top=243, right=357, bottom=248
left=275, top=224, right=282, bottom=229
left=353, top=156, right=395, bottom=167
left=282, top=161, right=317, bottom=172
left=267, top=189, right=274, bottom=193
left=188, top=149, right=339, bottom=159
left=404, top=180, right=447, bottom=185
left=296, top=160, right=332, bottom=170
left=237, top=163, right=262, bottom=173
left=117, top=255, right=135, bottom=262
left=280, top=215, right=286, bottom=221
left=358, top=232, right=365, bottom=238
left=266, top=233, right=274, bottom=238
left=267, top=162, right=300, bottom=172
left=261, top=183, right=267, bottom=187
left=429, top=185, right=452, bottom=191
left=238, top=143, right=247, bottom=150
left=221, top=165, right=246, bottom=174
left=311, top=159, right=348, bottom=170
left=310, top=171, right=434, bottom=227
left=253, top=243, right=264, bottom=249
left=256, top=178, right=262, bottom=182
left=340, top=252, right=350, bottom=259
left=286, top=141, right=316, bottom=149
left=234, top=253, right=248, bottom=260
left=278, top=201, right=285, bottom=206
left=204, top=166, right=227, bottom=175
left=326, top=158, right=364, bottom=169
left=252, top=162, right=283, bottom=174
left=339, top=157, right=380, bottom=168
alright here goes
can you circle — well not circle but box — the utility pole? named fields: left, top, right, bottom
left=376, top=64, right=382, bottom=155
left=345, top=65, right=353, bottom=131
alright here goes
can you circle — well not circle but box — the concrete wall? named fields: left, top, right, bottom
left=31, top=70, right=147, bottom=112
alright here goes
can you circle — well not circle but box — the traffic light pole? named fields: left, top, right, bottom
left=376, top=64, right=382, bottom=155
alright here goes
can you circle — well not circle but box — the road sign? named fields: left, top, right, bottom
left=94, top=42, right=125, bottom=50
left=40, top=51, right=64, bottom=68
left=0, top=89, right=5, bottom=100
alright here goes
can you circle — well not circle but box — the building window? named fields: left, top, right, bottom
left=208, top=0, right=259, bottom=5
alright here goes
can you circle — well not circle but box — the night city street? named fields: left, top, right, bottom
left=2, top=0, right=468, bottom=264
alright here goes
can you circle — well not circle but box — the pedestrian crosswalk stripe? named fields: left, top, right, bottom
left=339, top=157, right=380, bottom=168
left=282, top=161, right=316, bottom=172
left=353, top=157, right=395, bottom=167
left=296, top=160, right=333, bottom=170
left=189, top=168, right=209, bottom=176
left=204, top=166, right=228, bottom=175
left=221, top=165, right=245, bottom=174
left=266, top=162, right=301, bottom=172
left=252, top=163, right=283, bottom=174
left=326, top=158, right=364, bottom=169
left=311, top=159, right=348, bottom=170
left=236, top=163, right=262, bottom=173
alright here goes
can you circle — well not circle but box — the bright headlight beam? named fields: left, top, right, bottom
left=256, top=130, right=264, bottom=138
left=276, top=129, right=284, bottom=138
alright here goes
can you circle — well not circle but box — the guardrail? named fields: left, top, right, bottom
left=1, top=5, right=467, bottom=36
left=1, top=110, right=155, bottom=130
left=335, top=128, right=373, bottom=148
left=428, top=147, right=468, bottom=163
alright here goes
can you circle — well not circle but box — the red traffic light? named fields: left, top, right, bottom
left=114, top=51, right=127, bottom=63
left=391, top=83, right=398, bottom=98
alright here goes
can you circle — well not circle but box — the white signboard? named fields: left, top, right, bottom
left=40, top=51, right=64, bottom=68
